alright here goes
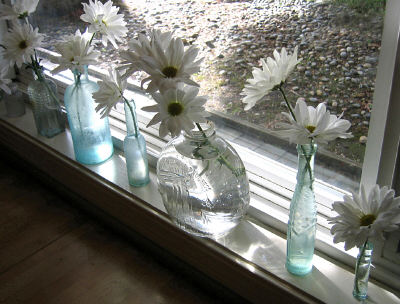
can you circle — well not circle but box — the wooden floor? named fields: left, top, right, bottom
left=0, top=158, right=241, bottom=304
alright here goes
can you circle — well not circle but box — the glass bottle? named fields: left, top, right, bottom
left=27, top=70, right=65, bottom=138
left=5, top=82, right=25, bottom=118
left=286, top=143, right=317, bottom=276
left=353, top=241, right=373, bottom=300
left=64, top=66, right=113, bottom=165
left=123, top=99, right=150, bottom=187
left=157, top=122, right=250, bottom=237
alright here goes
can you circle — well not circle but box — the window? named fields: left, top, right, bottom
left=6, top=0, right=400, bottom=291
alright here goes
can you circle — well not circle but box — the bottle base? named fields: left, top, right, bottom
left=286, top=262, right=312, bottom=276
left=353, top=291, right=368, bottom=300
left=128, top=177, right=150, bottom=187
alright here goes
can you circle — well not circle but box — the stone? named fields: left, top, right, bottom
left=340, top=51, right=347, bottom=58
left=206, top=41, right=216, bottom=49
left=359, top=136, right=368, bottom=144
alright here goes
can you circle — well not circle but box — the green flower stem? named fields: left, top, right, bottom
left=123, top=96, right=139, bottom=138
left=278, top=85, right=296, bottom=122
left=278, top=85, right=313, bottom=185
left=89, top=32, right=96, bottom=46
left=195, top=123, right=243, bottom=177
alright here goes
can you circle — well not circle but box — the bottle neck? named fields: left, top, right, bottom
left=73, top=66, right=89, bottom=84
left=184, top=122, right=215, bottom=142
left=32, top=68, right=45, bottom=81
left=124, top=99, right=139, bottom=137
left=296, top=144, right=317, bottom=184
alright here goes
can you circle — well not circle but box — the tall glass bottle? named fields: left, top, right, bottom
left=286, top=143, right=317, bottom=276
left=28, top=69, right=65, bottom=138
left=123, top=99, right=149, bottom=187
left=64, top=66, right=113, bottom=165
left=353, top=241, right=373, bottom=300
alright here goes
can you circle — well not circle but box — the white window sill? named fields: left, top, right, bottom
left=0, top=101, right=399, bottom=303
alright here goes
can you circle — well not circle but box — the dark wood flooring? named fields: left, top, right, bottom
left=0, top=158, right=239, bottom=304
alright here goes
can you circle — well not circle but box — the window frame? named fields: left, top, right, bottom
left=4, top=0, right=400, bottom=292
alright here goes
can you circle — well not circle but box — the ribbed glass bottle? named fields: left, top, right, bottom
left=123, top=99, right=149, bottom=187
left=353, top=241, right=373, bottom=300
left=157, top=122, right=250, bottom=237
left=64, top=66, right=113, bottom=165
left=27, top=70, right=65, bottom=138
left=286, top=143, right=317, bottom=276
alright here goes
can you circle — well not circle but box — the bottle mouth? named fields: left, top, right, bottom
left=184, top=121, right=215, bottom=140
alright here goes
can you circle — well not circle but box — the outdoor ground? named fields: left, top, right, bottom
left=34, top=0, right=385, bottom=165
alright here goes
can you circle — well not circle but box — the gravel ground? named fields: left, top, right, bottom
left=35, top=0, right=384, bottom=164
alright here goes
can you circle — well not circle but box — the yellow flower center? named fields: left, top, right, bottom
left=19, top=40, right=28, bottom=50
left=306, top=125, right=316, bottom=133
left=102, top=19, right=108, bottom=27
left=167, top=101, right=184, bottom=116
left=359, top=214, right=376, bottom=227
left=162, top=66, right=178, bottom=78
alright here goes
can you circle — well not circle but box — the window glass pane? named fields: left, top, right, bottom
left=31, top=0, right=386, bottom=192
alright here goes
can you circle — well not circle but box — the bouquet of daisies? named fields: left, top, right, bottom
left=0, top=0, right=43, bottom=83
left=242, top=47, right=353, bottom=180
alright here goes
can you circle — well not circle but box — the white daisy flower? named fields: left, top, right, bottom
left=120, top=30, right=202, bottom=93
left=274, top=99, right=352, bottom=145
left=0, top=0, right=39, bottom=20
left=242, top=46, right=301, bottom=110
left=0, top=65, right=12, bottom=95
left=51, top=29, right=100, bottom=75
left=329, top=185, right=400, bottom=251
left=119, top=29, right=173, bottom=79
left=142, top=86, right=209, bottom=138
left=2, top=22, right=43, bottom=68
left=93, top=68, right=127, bottom=118
left=80, top=0, right=128, bottom=48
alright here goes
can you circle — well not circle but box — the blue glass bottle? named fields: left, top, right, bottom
left=64, top=66, right=113, bottom=165
left=286, top=143, right=317, bottom=276
left=123, top=99, right=149, bottom=187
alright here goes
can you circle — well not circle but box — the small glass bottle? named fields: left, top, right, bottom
left=64, top=66, right=113, bottom=165
left=5, top=82, right=25, bottom=118
left=353, top=241, right=373, bottom=300
left=28, top=70, right=65, bottom=138
left=123, top=99, right=149, bottom=187
left=286, top=144, right=317, bottom=276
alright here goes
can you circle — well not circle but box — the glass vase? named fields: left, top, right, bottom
left=5, top=82, right=25, bottom=118
left=157, top=121, right=250, bottom=237
left=123, top=99, right=150, bottom=187
left=286, top=143, right=317, bottom=276
left=64, top=66, right=113, bottom=165
left=27, top=70, right=65, bottom=138
left=353, top=241, right=373, bottom=300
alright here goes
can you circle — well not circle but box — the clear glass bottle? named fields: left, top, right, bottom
left=27, top=70, right=65, bottom=138
left=64, top=66, right=113, bottom=165
left=123, top=99, right=149, bottom=187
left=286, top=143, right=317, bottom=276
left=157, top=122, right=250, bottom=237
left=5, top=82, right=25, bottom=118
left=353, top=241, right=373, bottom=300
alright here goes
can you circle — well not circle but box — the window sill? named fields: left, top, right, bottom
left=0, top=103, right=398, bottom=304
